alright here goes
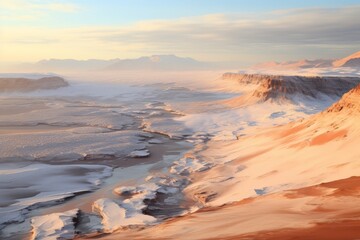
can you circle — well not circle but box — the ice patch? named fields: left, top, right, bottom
left=69, top=127, right=111, bottom=134
left=114, top=183, right=160, bottom=213
left=148, top=139, right=163, bottom=144
left=92, top=199, right=126, bottom=233
left=0, top=163, right=112, bottom=227
left=31, top=209, right=79, bottom=240
left=128, top=149, right=150, bottom=158
left=0, top=130, right=144, bottom=161
left=93, top=197, right=156, bottom=233
left=142, top=118, right=192, bottom=139
left=212, top=131, right=238, bottom=141
left=170, top=156, right=212, bottom=175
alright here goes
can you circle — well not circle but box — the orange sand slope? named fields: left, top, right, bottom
left=151, top=177, right=360, bottom=240
left=97, top=177, right=360, bottom=240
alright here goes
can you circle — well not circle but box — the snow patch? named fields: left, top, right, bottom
left=148, top=139, right=163, bottom=144
left=128, top=149, right=150, bottom=158
left=31, top=209, right=79, bottom=240
left=0, top=163, right=112, bottom=227
left=170, top=156, right=212, bottom=175
left=92, top=199, right=126, bottom=233
left=92, top=197, right=156, bottom=233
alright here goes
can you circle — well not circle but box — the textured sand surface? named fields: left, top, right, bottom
left=97, top=83, right=360, bottom=240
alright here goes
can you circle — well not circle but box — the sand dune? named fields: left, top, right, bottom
left=111, top=176, right=360, bottom=240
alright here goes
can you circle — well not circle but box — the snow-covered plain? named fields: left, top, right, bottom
left=1, top=69, right=359, bottom=239
left=0, top=163, right=111, bottom=228
left=0, top=75, right=236, bottom=238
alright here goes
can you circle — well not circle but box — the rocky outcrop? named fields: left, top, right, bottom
left=0, top=76, right=69, bottom=92
left=222, top=73, right=360, bottom=103
left=222, top=73, right=269, bottom=85
left=326, top=84, right=360, bottom=113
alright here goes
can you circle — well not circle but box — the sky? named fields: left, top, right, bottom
left=1, top=0, right=360, bottom=66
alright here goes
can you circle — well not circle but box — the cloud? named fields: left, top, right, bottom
left=87, top=6, right=360, bottom=46
left=12, top=39, right=59, bottom=44
left=2, top=5, right=360, bottom=64
left=0, top=0, right=80, bottom=22
left=0, top=0, right=79, bottom=12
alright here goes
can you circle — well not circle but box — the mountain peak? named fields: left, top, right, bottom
left=251, top=50, right=360, bottom=71
left=332, top=51, right=360, bottom=67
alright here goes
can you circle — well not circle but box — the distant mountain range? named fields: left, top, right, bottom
left=105, top=55, right=213, bottom=71
left=253, top=51, right=360, bottom=70
left=19, top=55, right=219, bottom=73
left=14, top=51, right=360, bottom=74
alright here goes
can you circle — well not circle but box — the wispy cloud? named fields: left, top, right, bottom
left=85, top=6, right=360, bottom=45
left=0, top=0, right=80, bottom=23
left=0, top=0, right=79, bottom=13
left=2, top=5, right=360, bottom=63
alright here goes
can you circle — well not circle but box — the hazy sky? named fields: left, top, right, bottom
left=1, top=0, right=360, bottom=65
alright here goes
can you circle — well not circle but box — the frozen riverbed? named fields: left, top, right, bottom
left=0, top=78, right=230, bottom=238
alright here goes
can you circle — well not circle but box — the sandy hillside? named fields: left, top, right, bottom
left=100, top=84, right=360, bottom=240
